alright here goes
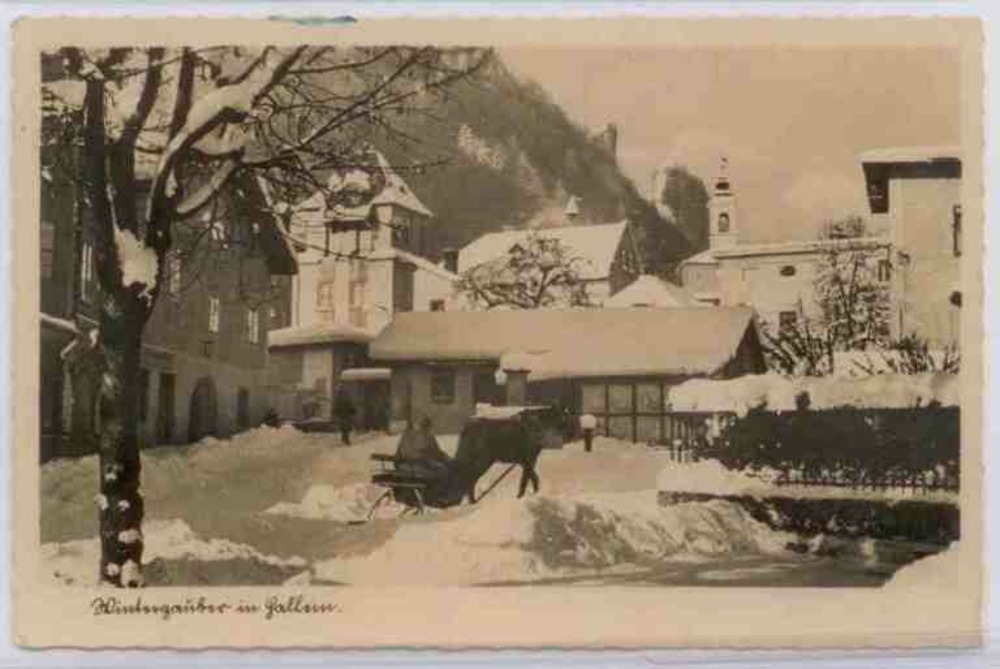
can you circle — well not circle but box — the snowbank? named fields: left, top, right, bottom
left=190, top=424, right=300, bottom=451
left=264, top=482, right=407, bottom=523
left=883, top=542, right=961, bottom=591
left=655, top=459, right=958, bottom=504
left=42, top=519, right=306, bottom=587
left=306, top=493, right=793, bottom=585
left=667, top=373, right=958, bottom=416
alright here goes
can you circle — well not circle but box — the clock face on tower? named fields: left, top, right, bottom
left=718, top=212, right=730, bottom=233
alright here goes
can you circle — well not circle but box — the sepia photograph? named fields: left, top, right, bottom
left=13, top=16, right=984, bottom=648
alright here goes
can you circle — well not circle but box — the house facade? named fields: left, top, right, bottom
left=858, top=147, right=963, bottom=346
left=266, top=151, right=458, bottom=424
left=457, top=214, right=642, bottom=306
left=679, top=160, right=891, bottom=332
left=40, top=145, right=296, bottom=460
left=368, top=307, right=765, bottom=439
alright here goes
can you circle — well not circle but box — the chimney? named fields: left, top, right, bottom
left=442, top=247, right=458, bottom=274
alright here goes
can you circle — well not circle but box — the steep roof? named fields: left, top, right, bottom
left=370, top=306, right=757, bottom=380
left=369, top=151, right=434, bottom=218
left=457, top=221, right=629, bottom=280
left=604, top=274, right=700, bottom=308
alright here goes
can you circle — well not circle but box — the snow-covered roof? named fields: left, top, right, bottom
left=679, top=249, right=718, bottom=266
left=269, top=322, right=376, bottom=348
left=604, top=275, right=700, bottom=309
left=681, top=237, right=889, bottom=265
left=857, top=146, right=961, bottom=165
left=340, top=367, right=391, bottom=381
left=370, top=151, right=433, bottom=218
left=393, top=248, right=458, bottom=282
left=370, top=306, right=758, bottom=380
left=457, top=221, right=629, bottom=280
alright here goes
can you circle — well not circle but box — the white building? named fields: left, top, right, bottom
left=858, top=146, right=963, bottom=346
left=266, top=151, right=459, bottom=425
left=679, top=159, right=890, bottom=331
left=457, top=201, right=642, bottom=306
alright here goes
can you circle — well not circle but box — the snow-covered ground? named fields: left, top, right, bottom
left=40, top=428, right=952, bottom=588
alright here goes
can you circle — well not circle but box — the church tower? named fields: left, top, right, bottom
left=709, top=156, right=739, bottom=250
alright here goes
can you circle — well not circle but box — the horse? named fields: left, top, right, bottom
left=450, top=407, right=563, bottom=504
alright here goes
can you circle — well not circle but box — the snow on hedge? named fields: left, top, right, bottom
left=303, top=493, right=792, bottom=586
left=655, top=459, right=958, bottom=504
left=667, top=372, right=958, bottom=417
left=42, top=519, right=306, bottom=587
left=113, top=227, right=158, bottom=298
left=264, top=482, right=407, bottom=523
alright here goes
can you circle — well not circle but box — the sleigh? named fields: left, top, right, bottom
left=366, top=453, right=450, bottom=519
left=365, top=405, right=566, bottom=521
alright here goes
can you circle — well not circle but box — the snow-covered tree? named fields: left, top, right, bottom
left=762, top=216, right=890, bottom=376
left=456, top=232, right=592, bottom=309
left=41, top=45, right=488, bottom=587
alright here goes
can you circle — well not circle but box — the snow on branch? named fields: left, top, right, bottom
left=113, top=227, right=158, bottom=299
left=149, top=46, right=306, bottom=222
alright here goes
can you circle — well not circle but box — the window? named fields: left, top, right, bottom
left=41, top=221, right=55, bottom=279
left=779, top=310, right=798, bottom=331
left=245, top=308, right=260, bottom=344
left=430, top=368, right=456, bottom=404
left=429, top=299, right=446, bottom=312
left=210, top=219, right=227, bottom=243
left=953, top=204, right=962, bottom=257
left=877, top=259, right=892, bottom=283
left=208, top=296, right=220, bottom=333
left=168, top=252, right=182, bottom=296
left=779, top=265, right=797, bottom=277
left=349, top=281, right=364, bottom=306
left=316, top=281, right=336, bottom=310
left=717, top=212, right=730, bottom=233
left=867, top=177, right=889, bottom=214
left=79, top=240, right=95, bottom=301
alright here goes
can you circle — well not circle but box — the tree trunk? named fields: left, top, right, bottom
left=95, top=300, right=147, bottom=587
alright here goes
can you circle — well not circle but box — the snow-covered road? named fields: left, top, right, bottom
left=40, top=426, right=951, bottom=588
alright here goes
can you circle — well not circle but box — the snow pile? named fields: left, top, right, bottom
left=306, top=493, right=792, bottom=585
left=656, top=459, right=778, bottom=496
left=883, top=542, right=961, bottom=591
left=42, top=519, right=306, bottom=587
left=264, top=482, right=405, bottom=523
left=667, top=373, right=958, bottom=416
left=190, top=424, right=300, bottom=451
left=668, top=374, right=800, bottom=417
left=113, top=227, right=158, bottom=298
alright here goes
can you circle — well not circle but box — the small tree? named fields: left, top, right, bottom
left=456, top=231, right=592, bottom=309
left=762, top=216, right=890, bottom=375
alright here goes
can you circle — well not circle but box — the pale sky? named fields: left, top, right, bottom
left=500, top=46, right=961, bottom=242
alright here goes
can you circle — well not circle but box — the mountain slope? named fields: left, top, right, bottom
left=369, top=53, right=692, bottom=275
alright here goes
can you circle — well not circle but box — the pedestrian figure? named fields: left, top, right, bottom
left=579, top=413, right=597, bottom=452
left=333, top=389, right=356, bottom=445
